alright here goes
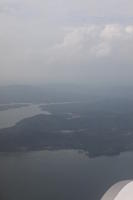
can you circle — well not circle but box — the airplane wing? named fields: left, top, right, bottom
left=101, top=180, right=133, bottom=200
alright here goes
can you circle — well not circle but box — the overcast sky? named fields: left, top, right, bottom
left=0, top=0, right=133, bottom=86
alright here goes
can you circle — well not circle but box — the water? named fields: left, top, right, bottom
left=0, top=102, right=79, bottom=129
left=0, top=105, right=133, bottom=200
left=0, top=104, right=51, bottom=129
left=0, top=150, right=133, bottom=200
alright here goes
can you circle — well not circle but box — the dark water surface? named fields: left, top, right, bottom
left=0, top=150, right=133, bottom=200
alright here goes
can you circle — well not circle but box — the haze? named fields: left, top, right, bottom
left=0, top=0, right=133, bottom=86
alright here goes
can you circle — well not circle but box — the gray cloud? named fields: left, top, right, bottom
left=0, top=0, right=133, bottom=86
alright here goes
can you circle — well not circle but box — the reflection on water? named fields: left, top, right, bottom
left=0, top=150, right=133, bottom=200
left=0, top=104, right=51, bottom=129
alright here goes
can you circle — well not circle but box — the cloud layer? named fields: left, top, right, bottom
left=0, top=0, right=133, bottom=86
left=45, top=24, right=133, bottom=84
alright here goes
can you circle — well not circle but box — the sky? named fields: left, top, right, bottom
left=0, top=0, right=133, bottom=86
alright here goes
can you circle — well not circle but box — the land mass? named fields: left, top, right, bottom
left=0, top=102, right=133, bottom=158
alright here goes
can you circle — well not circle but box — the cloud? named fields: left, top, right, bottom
left=0, top=0, right=133, bottom=85
left=49, top=24, right=133, bottom=60
left=42, top=24, right=133, bottom=85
